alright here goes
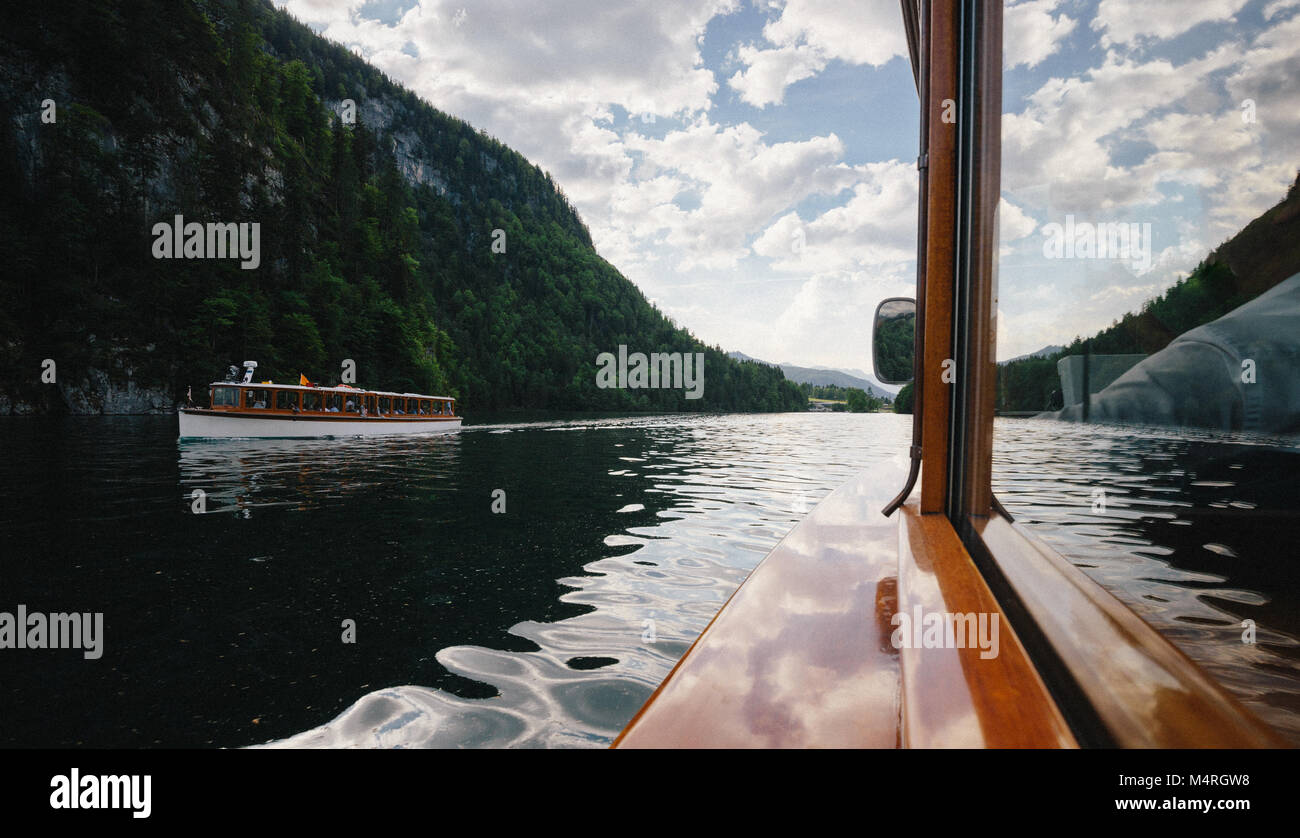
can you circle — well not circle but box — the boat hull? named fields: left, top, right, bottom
left=178, top=409, right=462, bottom=439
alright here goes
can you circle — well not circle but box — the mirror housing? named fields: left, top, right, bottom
left=872, top=297, right=917, bottom=385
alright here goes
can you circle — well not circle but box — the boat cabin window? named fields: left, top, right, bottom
left=393, top=398, right=406, bottom=415
left=212, top=387, right=238, bottom=407
left=343, top=394, right=360, bottom=413
left=982, top=7, right=1300, bottom=741
left=275, top=390, right=298, bottom=411
left=302, top=391, right=322, bottom=412
left=244, top=389, right=270, bottom=409
left=418, top=399, right=431, bottom=415
left=324, top=394, right=342, bottom=413
left=378, top=396, right=391, bottom=414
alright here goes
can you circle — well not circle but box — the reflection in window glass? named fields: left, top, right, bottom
left=993, top=4, right=1300, bottom=743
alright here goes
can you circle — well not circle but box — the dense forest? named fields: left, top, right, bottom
left=873, top=309, right=915, bottom=384
left=892, top=381, right=914, bottom=415
left=997, top=172, right=1300, bottom=413
left=0, top=0, right=805, bottom=414
left=799, top=382, right=888, bottom=412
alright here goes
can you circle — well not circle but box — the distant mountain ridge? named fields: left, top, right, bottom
left=727, top=352, right=900, bottom=397
left=1000, top=345, right=1063, bottom=365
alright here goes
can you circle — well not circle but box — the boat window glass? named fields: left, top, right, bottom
left=419, top=399, right=431, bottom=415
left=245, top=389, right=270, bottom=409
left=324, top=393, right=342, bottom=413
left=343, top=393, right=361, bottom=413
left=275, top=390, right=298, bottom=411
left=212, top=387, right=238, bottom=407
left=302, top=391, right=322, bottom=412
left=393, top=398, right=406, bottom=415
left=379, top=396, right=391, bottom=414
left=990, top=10, right=1300, bottom=742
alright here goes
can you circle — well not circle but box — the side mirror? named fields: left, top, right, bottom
left=873, top=297, right=916, bottom=385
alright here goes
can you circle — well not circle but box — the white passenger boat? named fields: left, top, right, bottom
left=178, top=362, right=461, bottom=439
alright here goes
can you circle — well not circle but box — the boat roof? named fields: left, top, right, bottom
left=209, top=382, right=453, bottom=399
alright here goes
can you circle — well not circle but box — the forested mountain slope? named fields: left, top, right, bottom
left=997, top=172, right=1300, bottom=413
left=0, top=0, right=805, bottom=413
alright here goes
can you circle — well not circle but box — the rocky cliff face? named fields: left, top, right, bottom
left=59, top=368, right=177, bottom=414
left=347, top=97, right=453, bottom=198
left=0, top=369, right=176, bottom=415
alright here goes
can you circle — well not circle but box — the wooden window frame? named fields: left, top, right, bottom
left=243, top=388, right=270, bottom=410
left=211, top=386, right=239, bottom=409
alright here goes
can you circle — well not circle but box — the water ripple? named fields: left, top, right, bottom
left=994, top=418, right=1300, bottom=742
left=255, top=412, right=910, bottom=748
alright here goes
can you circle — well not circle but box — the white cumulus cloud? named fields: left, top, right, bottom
left=728, top=0, right=907, bottom=107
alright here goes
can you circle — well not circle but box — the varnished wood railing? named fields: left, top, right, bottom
left=898, top=502, right=1074, bottom=747
left=613, top=460, right=1075, bottom=748
left=972, top=514, right=1285, bottom=748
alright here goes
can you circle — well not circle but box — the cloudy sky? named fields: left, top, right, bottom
left=275, top=0, right=1300, bottom=366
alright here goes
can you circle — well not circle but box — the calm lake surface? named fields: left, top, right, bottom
left=1, top=412, right=1296, bottom=746
left=992, top=418, right=1300, bottom=743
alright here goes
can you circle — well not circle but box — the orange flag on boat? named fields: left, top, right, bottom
left=299, top=374, right=314, bottom=387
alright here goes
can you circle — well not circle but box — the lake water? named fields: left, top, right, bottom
left=0, top=413, right=907, bottom=747
left=1, top=412, right=1296, bottom=746
left=992, top=418, right=1300, bottom=743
